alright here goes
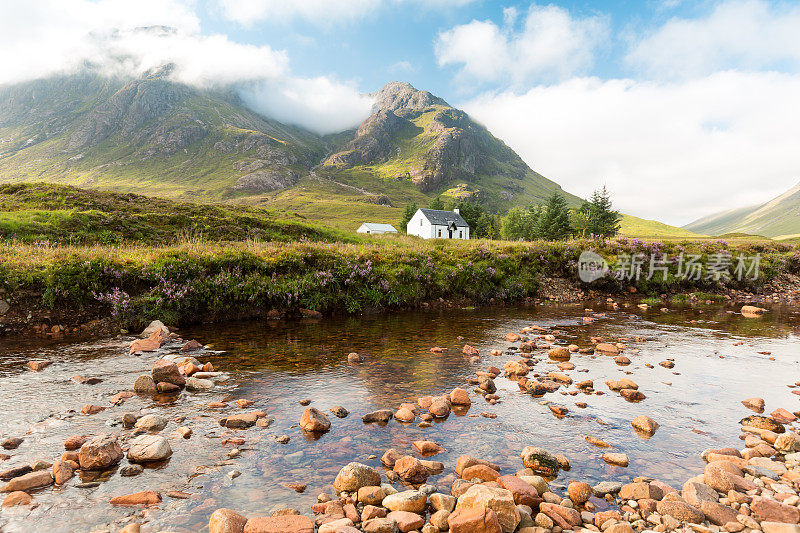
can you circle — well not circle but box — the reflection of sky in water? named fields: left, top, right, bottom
left=1, top=302, right=799, bottom=531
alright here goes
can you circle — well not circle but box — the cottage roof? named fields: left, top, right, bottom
left=418, top=209, right=470, bottom=228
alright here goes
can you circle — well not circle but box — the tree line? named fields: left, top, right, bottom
left=400, top=186, right=621, bottom=241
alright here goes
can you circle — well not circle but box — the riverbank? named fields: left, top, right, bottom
left=1, top=238, right=799, bottom=336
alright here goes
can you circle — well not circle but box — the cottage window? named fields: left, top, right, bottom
left=438, top=229, right=441, bottom=237
left=420, top=218, right=423, bottom=226
left=459, top=231, right=462, bottom=238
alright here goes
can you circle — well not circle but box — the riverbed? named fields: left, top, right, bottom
left=1, top=300, right=799, bottom=532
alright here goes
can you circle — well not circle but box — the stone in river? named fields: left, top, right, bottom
left=209, top=508, right=248, bottom=533
left=539, top=503, right=582, bottom=529
left=394, top=455, right=429, bottom=483
left=595, top=343, right=620, bottom=355
left=659, top=360, right=675, bottom=369
left=110, top=490, right=162, bottom=506
left=27, top=360, right=52, bottom=372
left=2, top=491, right=35, bottom=507
left=593, top=481, right=623, bottom=496
left=520, top=447, right=560, bottom=477
left=450, top=388, right=471, bottom=406
left=774, top=432, right=800, bottom=452
left=620, top=482, right=663, bottom=501
left=186, top=377, right=214, bottom=391
left=300, top=407, right=331, bottom=433
left=586, top=436, right=610, bottom=448
left=220, top=412, right=259, bottom=429
left=333, top=462, right=381, bottom=493
left=682, top=481, right=719, bottom=507
left=134, top=414, right=168, bottom=432
left=1, top=437, right=23, bottom=450
left=120, top=465, right=143, bottom=477
left=133, top=375, right=157, bottom=394
left=127, top=435, right=173, bottom=463
left=700, top=500, right=739, bottom=526
left=548, top=347, right=570, bottom=361
left=130, top=338, right=160, bottom=354
left=64, top=436, right=87, bottom=453
left=741, top=397, right=766, bottom=412
left=568, top=481, right=592, bottom=504
left=462, top=464, right=500, bottom=482
left=602, top=453, right=629, bottom=467
left=358, top=486, right=387, bottom=506
left=448, top=507, right=502, bottom=533
left=381, top=449, right=404, bottom=468
left=620, top=389, right=646, bottom=402
left=655, top=500, right=704, bottom=523
left=330, top=406, right=349, bottom=418
left=462, top=345, right=479, bottom=356
left=78, top=434, right=123, bottom=470
left=394, top=407, right=416, bottom=423
left=497, top=475, right=541, bottom=507
left=151, top=360, right=185, bottom=388
left=615, top=356, right=631, bottom=365
left=741, top=415, right=785, bottom=433
left=413, top=440, right=444, bottom=456
left=631, top=415, right=659, bottom=436
left=456, top=485, right=519, bottom=533
left=429, top=398, right=451, bottom=418
left=0, top=465, right=32, bottom=481
left=387, top=510, right=424, bottom=532
left=771, top=408, right=797, bottom=423
left=1, top=470, right=53, bottom=492
left=741, top=305, right=767, bottom=317
left=362, top=410, right=393, bottom=424
left=478, top=376, right=496, bottom=394
left=52, top=460, right=76, bottom=485
left=382, top=490, right=427, bottom=513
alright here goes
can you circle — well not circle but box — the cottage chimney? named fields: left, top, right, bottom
left=453, top=208, right=459, bottom=214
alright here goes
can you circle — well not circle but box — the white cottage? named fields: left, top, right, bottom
left=407, top=208, right=470, bottom=240
left=357, top=222, right=398, bottom=235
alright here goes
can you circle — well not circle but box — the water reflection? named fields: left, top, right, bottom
left=0, top=301, right=799, bottom=531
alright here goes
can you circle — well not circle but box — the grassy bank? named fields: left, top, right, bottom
left=1, top=236, right=798, bottom=332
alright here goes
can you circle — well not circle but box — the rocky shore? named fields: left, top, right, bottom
left=2, top=305, right=800, bottom=533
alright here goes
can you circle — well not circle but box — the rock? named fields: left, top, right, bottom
left=220, top=412, right=259, bottom=428
left=395, top=406, right=416, bottom=422
left=394, top=455, right=430, bottom=483
left=209, top=508, right=248, bottom=533
left=52, top=460, right=76, bottom=484
left=772, top=408, right=798, bottom=423
left=621, top=389, right=646, bottom=401
left=602, top=453, right=629, bottom=467
left=387, top=510, right=424, bottom=532
left=430, top=493, right=457, bottom=512
left=0, top=466, right=32, bottom=481
left=456, top=485, right=520, bottom=532
left=300, top=407, right=331, bottom=433
left=568, top=481, right=592, bottom=504
left=134, top=414, right=168, bottom=432
left=463, top=464, right=500, bottom=482
left=631, top=415, right=659, bottom=436
left=2, top=491, right=34, bottom=507
left=362, top=517, right=399, bottom=533
left=133, top=375, right=157, bottom=394
left=548, top=347, right=570, bottom=360
left=1, top=437, right=23, bottom=450
left=606, top=524, right=635, bottom=533
left=448, top=507, right=503, bottom=533
left=520, top=447, right=560, bottom=477
left=78, top=434, right=123, bottom=470
left=750, top=496, right=800, bottom=523
left=741, top=305, right=767, bottom=316
left=451, top=388, right=471, bottom=406
left=358, top=486, right=387, bottom=506
left=333, top=463, right=381, bottom=492
left=741, top=415, right=785, bottom=433
left=593, top=481, right=623, bottom=496
left=110, top=490, right=162, bottom=506
left=463, top=345, right=479, bottom=356
left=431, top=509, right=451, bottom=530
left=682, top=481, right=719, bottom=507
left=141, top=320, right=168, bottom=338
left=496, top=476, right=540, bottom=507
left=362, top=410, right=394, bottom=424
left=186, top=377, right=214, bottom=391
left=413, top=440, right=444, bottom=456
left=27, top=360, right=52, bottom=372
left=127, top=435, right=172, bottom=463
left=742, top=398, right=766, bottom=413
left=243, top=515, right=314, bottom=532
left=700, top=501, right=739, bottom=526
left=761, top=523, right=800, bottom=533
left=478, top=376, right=496, bottom=394
left=151, top=360, right=185, bottom=388
left=330, top=406, right=349, bottom=418
left=620, top=482, right=663, bottom=501
left=130, top=338, right=160, bottom=354
left=0, top=300, right=9, bottom=315
left=656, top=500, right=704, bottom=523
left=63, top=435, right=88, bottom=451
left=348, top=352, right=363, bottom=363
left=775, top=432, right=800, bottom=452
left=539, top=503, right=582, bottom=529
left=1, top=470, right=53, bottom=492
left=120, top=464, right=143, bottom=477
left=382, top=490, right=427, bottom=513
left=596, top=343, right=620, bottom=355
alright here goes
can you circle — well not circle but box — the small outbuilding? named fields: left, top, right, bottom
left=357, top=222, right=398, bottom=235
left=407, top=208, right=470, bottom=240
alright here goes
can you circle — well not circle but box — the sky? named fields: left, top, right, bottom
left=1, top=0, right=800, bottom=225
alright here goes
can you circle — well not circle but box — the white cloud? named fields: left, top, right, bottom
left=628, top=0, right=800, bottom=78
left=240, top=77, right=374, bottom=135
left=435, top=3, right=609, bottom=85
left=218, top=0, right=477, bottom=26
left=0, top=0, right=370, bottom=133
left=463, top=71, right=800, bottom=225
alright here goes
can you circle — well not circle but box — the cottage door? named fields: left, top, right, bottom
left=448, top=221, right=456, bottom=239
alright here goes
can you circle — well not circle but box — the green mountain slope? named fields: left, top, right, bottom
left=0, top=69, right=326, bottom=200
left=685, top=182, right=800, bottom=238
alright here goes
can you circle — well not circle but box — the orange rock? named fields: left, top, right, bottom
left=447, top=507, right=502, bottom=533
left=81, top=404, right=105, bottom=415
left=109, top=490, right=162, bottom=506
left=243, top=515, right=314, bottom=532
left=2, top=491, right=35, bottom=507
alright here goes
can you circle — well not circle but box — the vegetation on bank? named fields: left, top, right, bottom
left=1, top=236, right=798, bottom=331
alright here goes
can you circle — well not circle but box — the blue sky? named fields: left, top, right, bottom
left=2, top=0, right=800, bottom=225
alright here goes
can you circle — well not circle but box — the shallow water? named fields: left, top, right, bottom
left=1, top=301, right=800, bottom=532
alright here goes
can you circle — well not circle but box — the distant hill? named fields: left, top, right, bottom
left=685, top=182, right=800, bottom=238
left=619, top=214, right=706, bottom=239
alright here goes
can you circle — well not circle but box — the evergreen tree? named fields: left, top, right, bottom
left=428, top=196, right=445, bottom=210
left=569, top=200, right=593, bottom=238
left=536, top=192, right=572, bottom=240
left=400, top=201, right=418, bottom=233
left=475, top=213, right=501, bottom=240
left=586, top=186, right=621, bottom=238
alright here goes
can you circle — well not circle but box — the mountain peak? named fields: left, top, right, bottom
left=373, top=81, right=449, bottom=116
